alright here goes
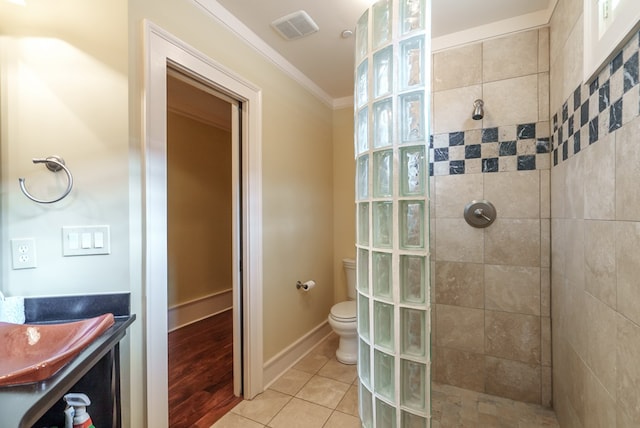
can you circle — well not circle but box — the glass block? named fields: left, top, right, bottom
left=401, top=359, right=426, bottom=411
left=400, top=146, right=425, bottom=196
left=358, top=107, right=369, bottom=154
left=402, top=411, right=428, bottom=428
left=372, top=251, right=392, bottom=299
left=357, top=60, right=369, bottom=108
left=374, top=349, right=395, bottom=402
left=360, top=384, right=374, bottom=428
left=373, top=98, right=393, bottom=148
left=359, top=294, right=370, bottom=340
left=373, top=150, right=393, bottom=198
left=373, top=201, right=393, bottom=248
left=356, top=10, right=369, bottom=62
left=372, top=0, right=391, bottom=49
left=400, top=92, right=425, bottom=143
left=400, top=0, right=425, bottom=34
left=358, top=202, right=370, bottom=245
left=374, top=301, right=394, bottom=350
left=359, top=338, right=371, bottom=387
left=400, top=255, right=425, bottom=304
left=374, top=46, right=393, bottom=98
left=358, top=248, right=369, bottom=292
left=400, top=36, right=425, bottom=90
left=376, top=399, right=397, bottom=428
left=400, top=200, right=425, bottom=249
left=401, top=308, right=425, bottom=357
left=357, top=155, right=369, bottom=200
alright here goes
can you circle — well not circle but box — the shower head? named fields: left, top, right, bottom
left=472, top=99, right=484, bottom=120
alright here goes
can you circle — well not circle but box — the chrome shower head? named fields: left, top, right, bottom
left=472, top=99, right=484, bottom=120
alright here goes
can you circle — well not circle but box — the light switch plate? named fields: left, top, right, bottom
left=62, top=226, right=111, bottom=256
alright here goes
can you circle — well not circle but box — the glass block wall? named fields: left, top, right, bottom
left=354, top=0, right=431, bottom=426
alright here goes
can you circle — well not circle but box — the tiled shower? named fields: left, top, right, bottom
left=430, top=28, right=552, bottom=406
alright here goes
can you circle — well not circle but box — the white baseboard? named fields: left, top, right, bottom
left=168, top=289, right=233, bottom=332
left=263, top=320, right=334, bottom=388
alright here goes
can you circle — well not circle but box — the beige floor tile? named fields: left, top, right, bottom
left=267, top=397, right=332, bottom=428
left=335, top=384, right=359, bottom=417
left=323, top=411, right=361, bottom=428
left=318, top=358, right=358, bottom=383
left=231, top=389, right=291, bottom=424
left=293, top=352, right=329, bottom=374
left=295, top=375, right=350, bottom=409
left=268, top=368, right=313, bottom=396
left=211, top=412, right=265, bottom=428
left=310, top=334, right=339, bottom=359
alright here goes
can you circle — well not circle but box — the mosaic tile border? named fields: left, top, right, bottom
left=551, top=29, right=640, bottom=166
left=428, top=121, right=551, bottom=176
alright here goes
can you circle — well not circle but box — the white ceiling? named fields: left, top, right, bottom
left=213, top=0, right=555, bottom=102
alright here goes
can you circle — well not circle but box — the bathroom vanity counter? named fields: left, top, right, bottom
left=0, top=293, right=134, bottom=428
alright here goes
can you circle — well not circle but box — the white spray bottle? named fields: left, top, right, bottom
left=63, top=393, right=95, bottom=428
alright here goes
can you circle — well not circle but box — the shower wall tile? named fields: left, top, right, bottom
left=485, top=219, right=541, bottom=267
left=433, top=346, right=485, bottom=393
left=435, top=218, right=484, bottom=263
left=540, top=169, right=550, bottom=218
left=432, top=85, right=482, bottom=134
left=539, top=72, right=550, bottom=120
left=483, top=170, right=539, bottom=218
left=541, top=316, right=551, bottom=366
left=484, top=264, right=540, bottom=315
left=538, top=27, right=550, bottom=73
left=483, top=29, right=539, bottom=82
left=483, top=75, right=539, bottom=129
left=435, top=304, right=484, bottom=353
left=432, top=43, right=482, bottom=92
left=434, top=174, right=482, bottom=218
left=584, top=220, right=616, bottom=309
left=616, top=221, right=640, bottom=326
left=584, top=368, right=616, bottom=428
left=617, top=314, right=640, bottom=424
left=615, top=115, right=640, bottom=221
left=485, top=356, right=541, bottom=403
left=585, top=293, right=617, bottom=397
left=583, top=133, right=615, bottom=220
left=434, top=261, right=484, bottom=309
left=541, top=268, right=550, bottom=317
left=485, top=310, right=541, bottom=364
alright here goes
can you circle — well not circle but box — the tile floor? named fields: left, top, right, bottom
left=212, top=334, right=560, bottom=428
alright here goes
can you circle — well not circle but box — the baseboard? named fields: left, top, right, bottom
left=263, top=320, right=334, bottom=388
left=168, top=289, right=233, bottom=332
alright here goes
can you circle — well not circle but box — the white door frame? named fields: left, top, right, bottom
left=142, top=21, right=263, bottom=427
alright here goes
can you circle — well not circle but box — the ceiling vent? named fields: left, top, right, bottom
left=271, top=10, right=319, bottom=40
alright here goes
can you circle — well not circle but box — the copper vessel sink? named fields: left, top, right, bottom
left=0, top=313, right=114, bottom=387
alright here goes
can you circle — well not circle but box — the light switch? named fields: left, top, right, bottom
left=81, top=232, right=92, bottom=249
left=68, top=232, right=79, bottom=250
left=94, top=232, right=104, bottom=248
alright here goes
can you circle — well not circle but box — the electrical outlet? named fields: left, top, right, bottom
left=11, top=238, right=37, bottom=269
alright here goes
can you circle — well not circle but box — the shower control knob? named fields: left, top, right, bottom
left=464, top=200, right=496, bottom=228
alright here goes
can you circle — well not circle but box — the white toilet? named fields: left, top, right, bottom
left=328, top=258, right=358, bottom=364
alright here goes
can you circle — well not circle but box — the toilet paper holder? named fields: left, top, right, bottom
left=296, top=280, right=316, bottom=291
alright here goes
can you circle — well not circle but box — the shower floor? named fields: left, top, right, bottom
left=432, top=382, right=559, bottom=427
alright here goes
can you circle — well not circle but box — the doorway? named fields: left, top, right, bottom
left=143, top=22, right=264, bottom=428
left=166, top=70, right=242, bottom=426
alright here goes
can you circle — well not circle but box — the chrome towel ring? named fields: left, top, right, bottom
left=19, top=156, right=74, bottom=204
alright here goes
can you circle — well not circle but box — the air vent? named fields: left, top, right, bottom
left=271, top=10, right=319, bottom=40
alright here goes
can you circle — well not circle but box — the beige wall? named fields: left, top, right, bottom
left=550, top=0, right=640, bottom=425
left=332, top=107, right=356, bottom=303
left=430, top=28, right=552, bottom=405
left=167, top=111, right=232, bottom=306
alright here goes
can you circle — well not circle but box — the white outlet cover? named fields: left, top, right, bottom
left=10, top=238, right=37, bottom=269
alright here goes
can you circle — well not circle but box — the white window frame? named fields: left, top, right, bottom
left=584, top=0, right=640, bottom=82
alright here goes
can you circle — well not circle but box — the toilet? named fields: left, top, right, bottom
left=328, top=258, right=358, bottom=364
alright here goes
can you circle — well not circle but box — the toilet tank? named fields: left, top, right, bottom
left=343, top=258, right=357, bottom=300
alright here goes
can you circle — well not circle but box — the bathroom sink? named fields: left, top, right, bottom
left=0, top=313, right=114, bottom=387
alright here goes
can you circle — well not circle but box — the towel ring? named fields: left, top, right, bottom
left=19, top=156, right=74, bottom=204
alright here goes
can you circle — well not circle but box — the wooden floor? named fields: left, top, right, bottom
left=168, top=310, right=243, bottom=428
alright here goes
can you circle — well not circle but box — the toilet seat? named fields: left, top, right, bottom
left=330, top=301, right=356, bottom=321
